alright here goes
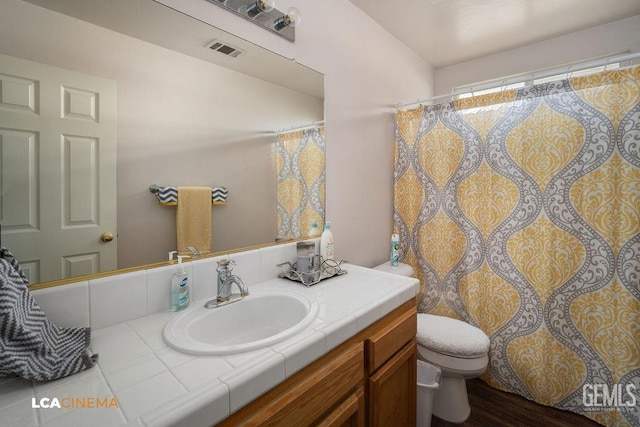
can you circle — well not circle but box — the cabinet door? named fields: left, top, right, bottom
left=368, top=340, right=417, bottom=427
left=318, top=386, right=365, bottom=427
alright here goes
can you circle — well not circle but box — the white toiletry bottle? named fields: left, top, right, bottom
left=308, top=220, right=319, bottom=237
left=170, top=252, right=190, bottom=312
left=320, top=221, right=334, bottom=261
left=390, top=233, right=400, bottom=266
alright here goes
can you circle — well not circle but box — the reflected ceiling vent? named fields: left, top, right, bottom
left=205, top=40, right=243, bottom=58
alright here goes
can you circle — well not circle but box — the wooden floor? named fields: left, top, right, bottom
left=430, top=379, right=604, bottom=427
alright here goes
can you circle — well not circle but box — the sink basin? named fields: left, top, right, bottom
left=163, top=289, right=319, bottom=355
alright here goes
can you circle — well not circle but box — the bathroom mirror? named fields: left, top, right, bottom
left=0, top=0, right=324, bottom=286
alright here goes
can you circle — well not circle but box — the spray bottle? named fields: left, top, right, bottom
left=390, top=234, right=400, bottom=266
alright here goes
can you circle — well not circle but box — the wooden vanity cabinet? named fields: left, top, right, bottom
left=216, top=300, right=416, bottom=427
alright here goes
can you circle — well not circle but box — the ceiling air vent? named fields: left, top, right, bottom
left=206, top=40, right=243, bottom=58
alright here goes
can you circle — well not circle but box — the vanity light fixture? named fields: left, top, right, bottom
left=245, top=0, right=275, bottom=18
left=205, top=0, right=298, bottom=42
left=273, top=7, right=301, bottom=31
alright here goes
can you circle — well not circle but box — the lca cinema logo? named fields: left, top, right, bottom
left=31, top=396, right=119, bottom=409
left=583, top=383, right=637, bottom=412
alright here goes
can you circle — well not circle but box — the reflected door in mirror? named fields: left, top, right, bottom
left=0, top=53, right=117, bottom=284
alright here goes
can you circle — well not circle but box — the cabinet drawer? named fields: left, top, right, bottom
left=366, top=306, right=416, bottom=373
left=220, top=342, right=364, bottom=427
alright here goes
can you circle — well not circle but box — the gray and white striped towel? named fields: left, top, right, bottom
left=0, top=248, right=97, bottom=381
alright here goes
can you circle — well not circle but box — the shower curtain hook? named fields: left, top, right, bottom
left=567, top=66, right=574, bottom=80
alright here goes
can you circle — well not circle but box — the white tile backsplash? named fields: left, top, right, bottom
left=32, top=281, right=89, bottom=328
left=26, top=242, right=323, bottom=334
left=89, top=271, right=147, bottom=329
left=225, top=249, right=261, bottom=286
left=190, top=256, right=221, bottom=302
left=259, top=242, right=297, bottom=282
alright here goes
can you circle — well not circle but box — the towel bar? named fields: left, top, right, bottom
left=149, top=185, right=228, bottom=205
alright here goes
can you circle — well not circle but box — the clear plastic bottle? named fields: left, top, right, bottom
left=170, top=252, right=190, bottom=312
left=308, top=220, right=319, bottom=237
left=320, top=222, right=334, bottom=261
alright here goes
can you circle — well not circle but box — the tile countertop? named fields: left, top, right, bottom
left=0, top=264, right=419, bottom=427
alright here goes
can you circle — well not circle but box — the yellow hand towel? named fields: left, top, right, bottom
left=176, top=187, right=212, bottom=255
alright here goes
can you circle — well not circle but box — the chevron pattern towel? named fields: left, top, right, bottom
left=154, top=186, right=228, bottom=205
left=0, top=248, right=98, bottom=381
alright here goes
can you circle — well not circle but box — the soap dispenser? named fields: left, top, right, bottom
left=169, top=251, right=190, bottom=312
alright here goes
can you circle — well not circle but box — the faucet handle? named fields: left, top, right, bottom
left=216, top=258, right=236, bottom=271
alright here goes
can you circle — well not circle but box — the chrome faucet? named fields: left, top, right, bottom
left=205, top=259, right=249, bottom=308
left=186, top=246, right=202, bottom=257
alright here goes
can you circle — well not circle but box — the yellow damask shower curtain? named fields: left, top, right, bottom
left=394, top=66, right=640, bottom=426
left=276, top=127, right=325, bottom=240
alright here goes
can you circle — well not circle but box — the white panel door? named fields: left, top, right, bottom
left=0, top=53, right=117, bottom=284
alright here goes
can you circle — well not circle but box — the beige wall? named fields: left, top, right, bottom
left=0, top=0, right=324, bottom=269
left=435, top=14, right=640, bottom=95
left=159, top=0, right=435, bottom=267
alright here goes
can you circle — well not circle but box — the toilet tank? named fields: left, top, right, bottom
left=373, top=262, right=414, bottom=277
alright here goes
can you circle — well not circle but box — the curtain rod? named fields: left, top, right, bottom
left=394, top=51, right=640, bottom=110
left=274, top=120, right=324, bottom=134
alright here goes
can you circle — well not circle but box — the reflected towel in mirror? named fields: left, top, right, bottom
left=177, top=187, right=213, bottom=256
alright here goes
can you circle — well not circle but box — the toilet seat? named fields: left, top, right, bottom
left=416, top=314, right=490, bottom=358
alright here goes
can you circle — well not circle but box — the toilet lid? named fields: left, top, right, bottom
left=416, top=314, right=490, bottom=358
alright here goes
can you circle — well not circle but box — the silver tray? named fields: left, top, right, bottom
left=277, top=258, right=348, bottom=287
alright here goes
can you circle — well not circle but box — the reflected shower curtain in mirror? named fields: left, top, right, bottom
left=394, top=66, right=640, bottom=426
left=276, top=127, right=325, bottom=240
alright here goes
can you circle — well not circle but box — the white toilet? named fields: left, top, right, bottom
left=374, top=262, right=491, bottom=424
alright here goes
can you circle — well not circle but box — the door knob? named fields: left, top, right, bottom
left=100, top=232, right=114, bottom=242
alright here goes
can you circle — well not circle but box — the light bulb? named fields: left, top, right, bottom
left=246, top=0, right=276, bottom=18
left=273, top=7, right=301, bottom=31
left=285, top=7, right=301, bottom=27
